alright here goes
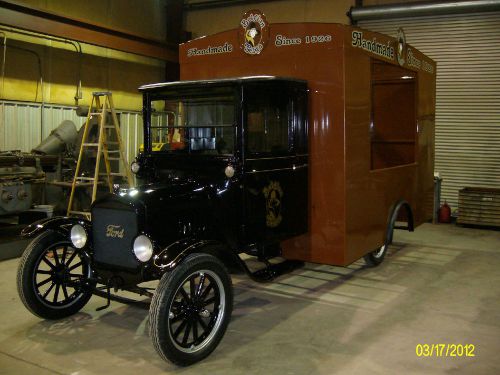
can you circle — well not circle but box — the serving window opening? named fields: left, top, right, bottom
left=370, top=59, right=417, bottom=170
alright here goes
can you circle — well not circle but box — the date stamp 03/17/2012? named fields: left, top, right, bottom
left=416, top=344, right=475, bottom=358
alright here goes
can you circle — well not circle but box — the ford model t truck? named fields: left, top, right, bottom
left=17, top=13, right=436, bottom=366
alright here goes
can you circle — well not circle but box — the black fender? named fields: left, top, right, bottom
left=21, top=216, right=92, bottom=239
left=153, top=238, right=244, bottom=275
left=385, top=199, right=414, bottom=246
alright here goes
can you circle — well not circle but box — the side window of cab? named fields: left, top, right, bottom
left=245, top=85, right=291, bottom=157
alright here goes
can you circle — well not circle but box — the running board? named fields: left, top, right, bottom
left=238, top=257, right=304, bottom=282
left=92, top=289, right=151, bottom=310
left=88, top=281, right=153, bottom=311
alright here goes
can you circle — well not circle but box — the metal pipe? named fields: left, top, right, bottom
left=0, top=32, right=6, bottom=99
left=1, top=43, right=45, bottom=141
left=1, top=44, right=42, bottom=100
left=348, top=0, right=500, bottom=23
left=0, top=26, right=83, bottom=104
left=0, top=26, right=81, bottom=57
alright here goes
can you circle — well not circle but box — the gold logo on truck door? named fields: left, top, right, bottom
left=263, top=181, right=283, bottom=228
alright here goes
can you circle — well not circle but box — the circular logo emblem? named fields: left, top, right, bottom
left=239, top=9, right=269, bottom=55
left=397, top=27, right=406, bottom=66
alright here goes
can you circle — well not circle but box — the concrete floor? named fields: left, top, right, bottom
left=0, top=223, right=29, bottom=261
left=0, top=223, right=499, bottom=375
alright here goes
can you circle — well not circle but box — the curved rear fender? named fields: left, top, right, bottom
left=153, top=239, right=244, bottom=275
left=21, top=216, right=91, bottom=239
left=386, top=200, right=414, bottom=245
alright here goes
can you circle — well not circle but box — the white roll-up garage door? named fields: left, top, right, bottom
left=360, top=12, right=500, bottom=212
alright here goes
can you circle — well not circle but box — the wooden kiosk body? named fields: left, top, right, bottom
left=179, top=14, right=436, bottom=266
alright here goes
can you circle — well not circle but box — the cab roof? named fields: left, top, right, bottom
left=138, top=76, right=307, bottom=92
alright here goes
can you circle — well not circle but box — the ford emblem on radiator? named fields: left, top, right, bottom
left=106, top=225, right=125, bottom=238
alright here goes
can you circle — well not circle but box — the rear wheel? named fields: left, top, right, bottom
left=364, top=244, right=388, bottom=266
left=149, top=253, right=233, bottom=366
left=17, top=230, right=93, bottom=319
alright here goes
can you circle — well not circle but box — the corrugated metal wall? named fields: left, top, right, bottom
left=0, top=100, right=143, bottom=164
left=119, top=111, right=144, bottom=166
left=360, top=12, right=500, bottom=211
left=0, top=102, right=77, bottom=153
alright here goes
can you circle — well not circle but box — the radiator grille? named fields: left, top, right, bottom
left=92, top=206, right=140, bottom=269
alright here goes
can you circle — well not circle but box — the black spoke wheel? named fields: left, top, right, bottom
left=17, top=230, right=93, bottom=319
left=364, top=244, right=388, bottom=266
left=150, top=253, right=233, bottom=366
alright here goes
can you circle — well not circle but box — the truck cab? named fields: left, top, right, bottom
left=17, top=76, right=309, bottom=366
left=134, top=76, right=308, bottom=258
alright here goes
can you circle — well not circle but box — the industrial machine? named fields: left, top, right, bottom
left=0, top=111, right=120, bottom=221
left=0, top=120, right=77, bottom=218
left=0, top=151, right=48, bottom=217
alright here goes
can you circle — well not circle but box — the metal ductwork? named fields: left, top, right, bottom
left=348, top=0, right=500, bottom=23
left=32, top=120, right=78, bottom=155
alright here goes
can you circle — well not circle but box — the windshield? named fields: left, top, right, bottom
left=149, top=91, right=235, bottom=155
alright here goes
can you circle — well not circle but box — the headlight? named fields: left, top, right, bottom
left=131, top=161, right=140, bottom=174
left=70, top=224, right=87, bottom=249
left=133, top=235, right=153, bottom=262
left=225, top=165, right=235, bottom=178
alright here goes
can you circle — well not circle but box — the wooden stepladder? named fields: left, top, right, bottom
left=67, top=92, right=133, bottom=218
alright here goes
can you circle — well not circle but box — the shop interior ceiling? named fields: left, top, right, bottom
left=0, top=0, right=178, bottom=61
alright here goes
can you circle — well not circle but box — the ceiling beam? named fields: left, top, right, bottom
left=185, top=0, right=285, bottom=11
left=0, top=0, right=178, bottom=62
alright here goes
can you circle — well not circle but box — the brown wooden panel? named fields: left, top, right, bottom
left=372, top=82, right=416, bottom=142
left=371, top=143, right=416, bottom=169
left=179, top=23, right=436, bottom=266
left=370, top=60, right=416, bottom=170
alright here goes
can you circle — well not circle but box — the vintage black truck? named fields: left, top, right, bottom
left=16, top=18, right=435, bottom=367
left=17, top=77, right=309, bottom=366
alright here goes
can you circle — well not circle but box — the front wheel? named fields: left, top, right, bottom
left=149, top=253, right=233, bottom=366
left=17, top=230, right=93, bottom=319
